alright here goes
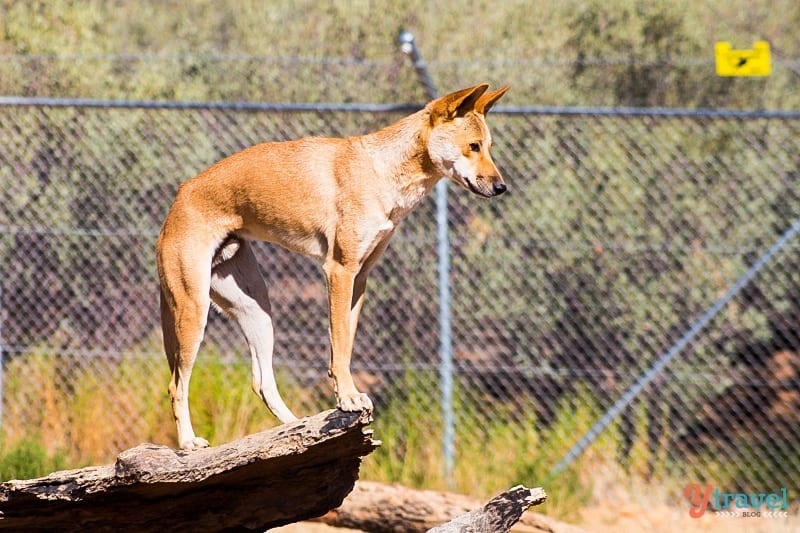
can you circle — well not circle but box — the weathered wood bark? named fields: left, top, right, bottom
left=318, top=481, right=586, bottom=533
left=0, top=409, right=378, bottom=532
left=429, top=485, right=546, bottom=532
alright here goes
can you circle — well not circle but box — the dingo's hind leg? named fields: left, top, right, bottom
left=210, top=238, right=298, bottom=424
left=159, top=241, right=213, bottom=451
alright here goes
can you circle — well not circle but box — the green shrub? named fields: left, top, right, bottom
left=0, top=436, right=68, bottom=482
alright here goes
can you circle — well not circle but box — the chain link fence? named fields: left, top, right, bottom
left=1, top=97, right=799, bottom=498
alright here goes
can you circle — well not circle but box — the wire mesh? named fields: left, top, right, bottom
left=0, top=100, right=798, bottom=493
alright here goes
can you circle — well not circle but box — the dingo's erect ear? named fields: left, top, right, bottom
left=475, top=85, right=509, bottom=114
left=428, top=83, right=489, bottom=124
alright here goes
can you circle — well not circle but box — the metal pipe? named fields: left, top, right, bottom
left=399, top=30, right=456, bottom=486
left=398, top=31, right=439, bottom=101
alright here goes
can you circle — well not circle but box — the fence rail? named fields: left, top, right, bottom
left=1, top=97, right=799, bottom=496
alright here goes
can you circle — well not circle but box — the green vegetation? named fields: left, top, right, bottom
left=1, top=0, right=799, bottom=108
left=0, top=436, right=68, bottom=482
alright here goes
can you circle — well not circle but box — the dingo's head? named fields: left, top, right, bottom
left=426, top=83, right=509, bottom=198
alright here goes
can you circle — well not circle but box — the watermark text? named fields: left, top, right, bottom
left=684, top=484, right=789, bottom=518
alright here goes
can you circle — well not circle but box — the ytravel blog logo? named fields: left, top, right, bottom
left=684, top=484, right=790, bottom=518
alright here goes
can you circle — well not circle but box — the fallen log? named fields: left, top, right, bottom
left=0, top=409, right=379, bottom=532
left=318, top=481, right=585, bottom=533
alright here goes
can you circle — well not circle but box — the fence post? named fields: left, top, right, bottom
left=399, top=30, right=455, bottom=486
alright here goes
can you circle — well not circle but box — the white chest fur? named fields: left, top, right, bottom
left=357, top=217, right=395, bottom=261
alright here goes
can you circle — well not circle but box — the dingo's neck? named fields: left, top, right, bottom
left=359, top=109, right=440, bottom=217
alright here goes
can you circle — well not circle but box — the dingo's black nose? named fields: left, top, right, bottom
left=493, top=183, right=507, bottom=195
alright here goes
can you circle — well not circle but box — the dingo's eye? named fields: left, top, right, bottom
left=469, top=142, right=481, bottom=153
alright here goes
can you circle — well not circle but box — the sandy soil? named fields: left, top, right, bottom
left=580, top=502, right=799, bottom=533
left=272, top=510, right=800, bottom=533
left=578, top=468, right=799, bottom=533
left=272, top=469, right=800, bottom=533
left=273, top=524, right=357, bottom=532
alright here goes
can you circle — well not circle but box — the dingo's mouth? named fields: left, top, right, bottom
left=464, top=177, right=496, bottom=198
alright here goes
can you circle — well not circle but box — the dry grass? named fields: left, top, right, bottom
left=2, top=350, right=797, bottom=531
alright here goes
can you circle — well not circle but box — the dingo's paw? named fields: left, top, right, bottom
left=180, top=436, right=210, bottom=451
left=337, top=392, right=374, bottom=413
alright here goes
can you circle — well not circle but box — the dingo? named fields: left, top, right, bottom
left=157, top=83, right=509, bottom=449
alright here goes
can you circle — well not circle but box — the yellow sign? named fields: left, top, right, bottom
left=715, top=41, right=771, bottom=77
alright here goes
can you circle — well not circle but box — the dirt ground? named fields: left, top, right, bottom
left=575, top=464, right=799, bottom=533
left=273, top=525, right=352, bottom=532
left=273, top=502, right=800, bottom=532
left=273, top=467, right=799, bottom=533
left=274, top=509, right=800, bottom=532
left=579, top=503, right=799, bottom=533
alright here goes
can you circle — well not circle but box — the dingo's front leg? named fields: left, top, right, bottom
left=324, top=260, right=373, bottom=413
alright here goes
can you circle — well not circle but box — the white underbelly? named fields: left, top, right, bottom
left=237, top=226, right=328, bottom=259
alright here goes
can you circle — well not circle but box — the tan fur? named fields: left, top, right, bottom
left=157, top=83, right=509, bottom=449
